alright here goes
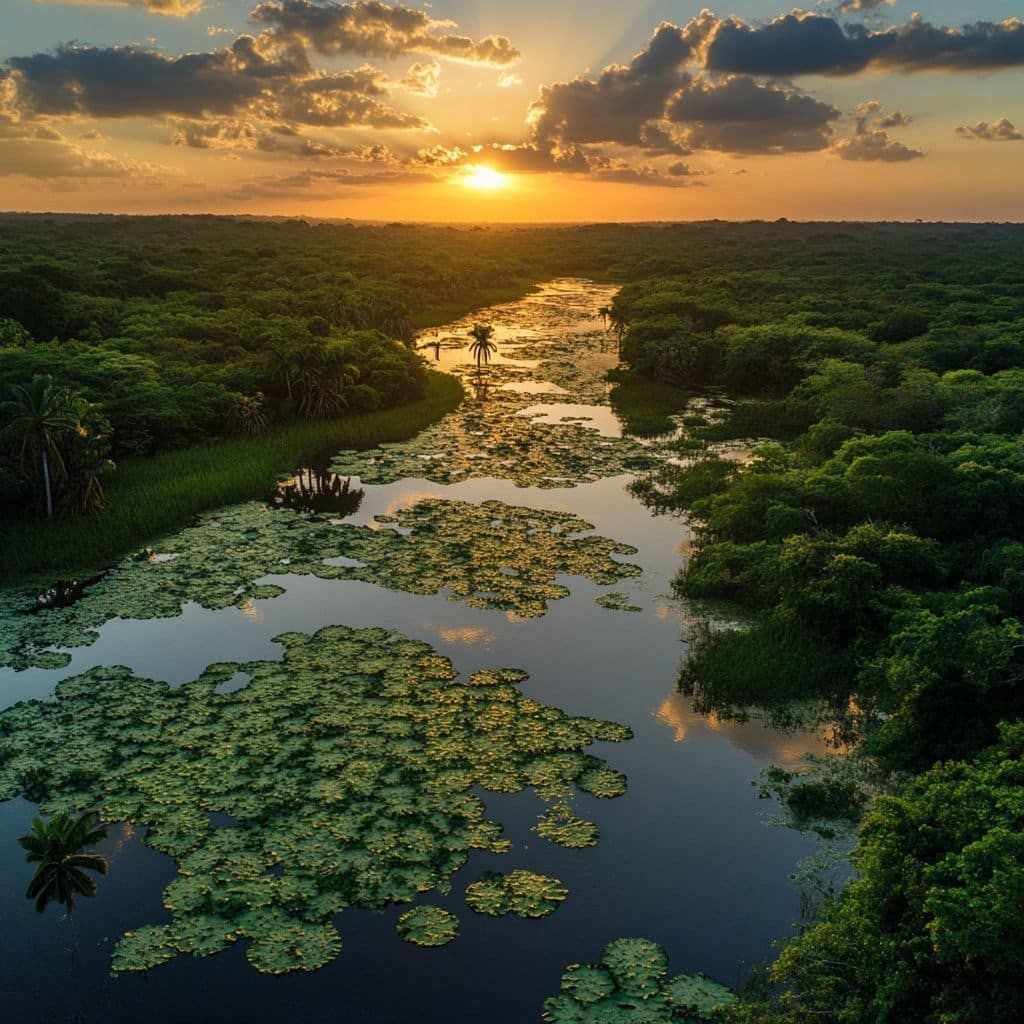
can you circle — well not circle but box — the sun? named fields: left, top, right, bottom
left=458, top=165, right=508, bottom=190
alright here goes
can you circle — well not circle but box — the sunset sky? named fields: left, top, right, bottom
left=1, top=0, right=1022, bottom=220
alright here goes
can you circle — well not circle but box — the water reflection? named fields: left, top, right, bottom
left=655, top=691, right=835, bottom=769
left=271, top=469, right=365, bottom=517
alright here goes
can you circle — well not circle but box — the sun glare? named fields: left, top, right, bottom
left=459, top=165, right=508, bottom=191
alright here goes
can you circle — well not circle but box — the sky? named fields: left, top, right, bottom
left=0, top=0, right=1022, bottom=220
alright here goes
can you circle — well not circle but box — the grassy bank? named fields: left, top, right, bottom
left=1, top=371, right=463, bottom=584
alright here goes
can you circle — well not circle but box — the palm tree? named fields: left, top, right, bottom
left=597, top=306, right=612, bottom=328
left=226, top=392, right=270, bottom=436
left=1, top=376, right=79, bottom=519
left=20, top=811, right=108, bottom=918
left=467, top=323, right=498, bottom=369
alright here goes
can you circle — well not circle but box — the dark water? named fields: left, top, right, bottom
left=0, top=282, right=826, bottom=1023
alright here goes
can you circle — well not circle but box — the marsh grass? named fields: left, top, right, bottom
left=1, top=372, right=463, bottom=583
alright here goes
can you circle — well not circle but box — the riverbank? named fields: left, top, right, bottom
left=0, top=371, right=463, bottom=584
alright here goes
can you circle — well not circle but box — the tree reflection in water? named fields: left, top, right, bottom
left=271, top=469, right=365, bottom=517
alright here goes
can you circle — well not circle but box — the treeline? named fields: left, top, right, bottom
left=615, top=233, right=1024, bottom=1021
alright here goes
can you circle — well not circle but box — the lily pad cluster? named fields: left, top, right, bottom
left=464, top=870, right=568, bottom=918
left=543, top=938, right=735, bottom=1023
left=0, top=498, right=640, bottom=671
left=0, top=624, right=630, bottom=973
left=396, top=905, right=459, bottom=947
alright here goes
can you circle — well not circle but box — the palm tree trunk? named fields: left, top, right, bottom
left=41, top=449, right=54, bottom=520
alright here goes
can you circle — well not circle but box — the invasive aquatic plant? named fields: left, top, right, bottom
left=0, top=625, right=630, bottom=973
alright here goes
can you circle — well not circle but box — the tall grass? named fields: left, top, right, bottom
left=1, top=372, right=463, bottom=584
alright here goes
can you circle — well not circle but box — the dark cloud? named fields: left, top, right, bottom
left=955, top=117, right=1023, bottom=141
left=667, top=76, right=838, bottom=154
left=3, top=37, right=429, bottom=129
left=700, top=12, right=1024, bottom=76
left=527, top=22, right=693, bottom=152
left=250, top=1, right=519, bottom=66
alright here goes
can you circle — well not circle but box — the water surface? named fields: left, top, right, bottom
left=0, top=281, right=824, bottom=1023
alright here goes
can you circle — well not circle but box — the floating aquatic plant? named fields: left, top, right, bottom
left=464, top=870, right=568, bottom=918
left=542, top=938, right=735, bottom=1023
left=596, top=592, right=643, bottom=613
left=396, top=906, right=459, bottom=947
left=0, top=625, right=629, bottom=973
left=0, top=498, right=640, bottom=671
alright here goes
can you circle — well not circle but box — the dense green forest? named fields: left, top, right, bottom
left=609, top=227, right=1024, bottom=1022
left=2, top=216, right=1023, bottom=1021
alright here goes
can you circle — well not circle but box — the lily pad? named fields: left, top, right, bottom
left=396, top=905, right=459, bottom=947
left=464, top=870, right=568, bottom=918
left=543, top=938, right=735, bottom=1023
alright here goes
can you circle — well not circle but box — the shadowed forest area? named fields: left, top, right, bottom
left=2, top=216, right=1023, bottom=1023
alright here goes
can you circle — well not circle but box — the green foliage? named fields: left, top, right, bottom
left=0, top=624, right=630, bottom=973
left=730, top=724, right=1024, bottom=1024
left=0, top=372, right=462, bottom=581
left=19, top=809, right=108, bottom=915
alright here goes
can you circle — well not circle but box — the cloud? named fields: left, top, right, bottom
left=526, top=23, right=838, bottom=158
left=3, top=37, right=430, bottom=130
left=230, top=165, right=435, bottom=199
left=527, top=22, right=694, bottom=152
left=250, top=1, right=520, bottom=66
left=497, top=71, right=522, bottom=89
left=836, top=0, right=895, bottom=14
left=954, top=117, right=1023, bottom=141
left=35, top=0, right=205, bottom=14
left=833, top=102, right=923, bottom=161
left=666, top=75, right=838, bottom=154
left=401, top=60, right=440, bottom=97
left=699, top=11, right=1024, bottom=76
left=833, top=129, right=923, bottom=161
left=0, top=120, right=168, bottom=180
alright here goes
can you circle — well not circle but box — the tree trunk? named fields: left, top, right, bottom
left=41, top=449, right=54, bottom=520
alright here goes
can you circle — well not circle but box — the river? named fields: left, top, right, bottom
left=0, top=280, right=825, bottom=1023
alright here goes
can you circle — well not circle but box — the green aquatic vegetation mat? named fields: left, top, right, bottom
left=331, top=402, right=661, bottom=489
left=0, top=498, right=639, bottom=671
left=596, top=592, right=643, bottom=613
left=464, top=870, right=568, bottom=918
left=396, top=905, right=459, bottom=947
left=0, top=625, right=629, bottom=973
left=542, top=938, right=735, bottom=1023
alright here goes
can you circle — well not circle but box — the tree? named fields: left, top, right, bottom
left=225, top=392, right=270, bottom=436
left=20, top=810, right=108, bottom=917
left=1, top=375, right=79, bottom=519
left=468, top=323, right=498, bottom=369
left=597, top=305, right=612, bottom=328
